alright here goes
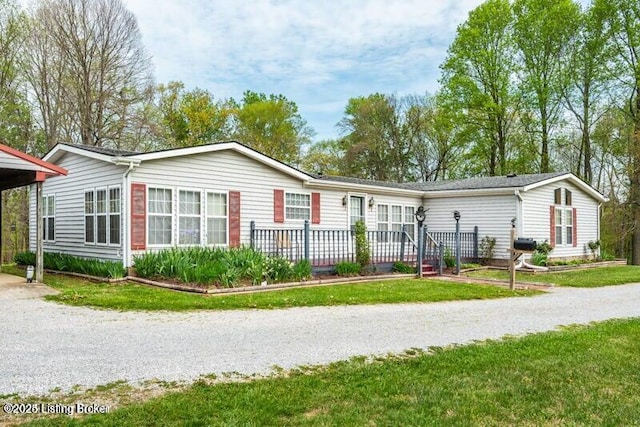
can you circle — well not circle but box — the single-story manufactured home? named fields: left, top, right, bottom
left=29, top=141, right=608, bottom=268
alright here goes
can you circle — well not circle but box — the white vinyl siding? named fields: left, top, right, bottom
left=424, top=194, right=516, bottom=260
left=29, top=154, right=125, bottom=261
left=522, top=180, right=600, bottom=259
left=285, top=192, right=310, bottom=220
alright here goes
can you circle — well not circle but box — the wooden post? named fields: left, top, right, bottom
left=509, top=225, right=516, bottom=290
left=36, top=182, right=44, bottom=283
left=303, top=219, right=310, bottom=262
left=0, top=190, right=3, bottom=273
left=417, top=221, right=424, bottom=278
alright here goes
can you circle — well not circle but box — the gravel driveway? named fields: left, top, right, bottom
left=2, top=277, right=640, bottom=396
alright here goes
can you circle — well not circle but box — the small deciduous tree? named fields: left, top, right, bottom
left=231, top=91, right=313, bottom=166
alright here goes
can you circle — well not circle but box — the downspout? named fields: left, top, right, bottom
left=597, top=202, right=602, bottom=257
left=514, top=190, right=523, bottom=237
left=119, top=160, right=139, bottom=269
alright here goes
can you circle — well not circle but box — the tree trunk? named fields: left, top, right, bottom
left=630, top=91, right=640, bottom=265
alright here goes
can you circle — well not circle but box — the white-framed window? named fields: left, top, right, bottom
left=84, top=191, right=95, bottom=243
left=285, top=192, right=311, bottom=220
left=555, top=208, right=574, bottom=246
left=84, top=187, right=121, bottom=245
left=206, top=192, right=227, bottom=245
left=391, top=205, right=403, bottom=241
left=555, top=208, right=563, bottom=246
left=42, top=195, right=55, bottom=242
left=377, top=204, right=389, bottom=242
left=376, top=203, right=416, bottom=242
left=554, top=187, right=574, bottom=246
left=109, top=188, right=121, bottom=245
left=178, top=190, right=201, bottom=245
left=96, top=189, right=108, bottom=244
left=404, top=206, right=415, bottom=239
left=349, top=195, right=365, bottom=228
left=148, top=187, right=173, bottom=246
left=566, top=209, right=574, bottom=246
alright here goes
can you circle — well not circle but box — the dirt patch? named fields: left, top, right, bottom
left=0, top=274, right=58, bottom=300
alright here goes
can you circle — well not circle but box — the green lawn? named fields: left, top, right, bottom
left=465, top=265, right=640, bottom=287
left=0, top=265, right=537, bottom=311
left=21, top=318, right=640, bottom=426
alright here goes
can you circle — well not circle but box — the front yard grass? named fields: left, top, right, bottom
left=465, top=265, right=640, bottom=287
left=22, top=318, right=640, bottom=426
left=0, top=265, right=538, bottom=311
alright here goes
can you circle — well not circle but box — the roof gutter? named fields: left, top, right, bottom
left=304, top=179, right=424, bottom=197
left=421, top=187, right=521, bottom=198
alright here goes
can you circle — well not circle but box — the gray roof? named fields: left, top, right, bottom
left=315, top=172, right=569, bottom=192
left=61, top=143, right=142, bottom=157
left=57, top=142, right=572, bottom=193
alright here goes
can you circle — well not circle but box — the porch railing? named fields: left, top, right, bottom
left=249, top=221, right=417, bottom=267
left=427, top=226, right=479, bottom=260
left=249, top=221, right=479, bottom=274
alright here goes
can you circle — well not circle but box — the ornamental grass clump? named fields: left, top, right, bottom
left=13, top=251, right=125, bottom=279
left=133, top=246, right=311, bottom=287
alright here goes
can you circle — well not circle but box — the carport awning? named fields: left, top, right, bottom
left=0, top=144, right=68, bottom=190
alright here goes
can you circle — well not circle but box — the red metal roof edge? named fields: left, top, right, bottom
left=0, top=143, right=68, bottom=177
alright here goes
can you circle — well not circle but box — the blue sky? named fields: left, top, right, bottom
left=122, top=0, right=492, bottom=142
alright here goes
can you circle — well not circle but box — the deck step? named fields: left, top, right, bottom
left=421, top=264, right=437, bottom=276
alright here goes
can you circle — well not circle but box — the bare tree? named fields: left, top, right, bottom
left=24, top=0, right=153, bottom=148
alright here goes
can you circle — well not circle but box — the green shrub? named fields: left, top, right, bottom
left=393, top=261, right=416, bottom=274
left=264, top=256, right=294, bottom=283
left=600, top=250, right=616, bottom=261
left=444, top=248, right=456, bottom=268
left=587, top=240, right=601, bottom=260
left=292, top=259, right=312, bottom=281
left=530, top=239, right=553, bottom=266
left=14, top=251, right=125, bottom=279
left=354, top=220, right=370, bottom=269
left=531, top=251, right=548, bottom=266
left=479, top=236, right=497, bottom=265
left=335, top=261, right=361, bottom=276
left=14, top=251, right=35, bottom=266
left=535, top=240, right=553, bottom=256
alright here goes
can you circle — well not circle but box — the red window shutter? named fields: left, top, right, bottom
left=311, top=192, right=320, bottom=224
left=572, top=208, right=577, bottom=247
left=229, top=191, right=241, bottom=248
left=131, top=183, right=146, bottom=250
left=274, top=189, right=284, bottom=223
left=549, top=205, right=556, bottom=248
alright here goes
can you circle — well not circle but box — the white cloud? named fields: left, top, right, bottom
left=123, top=0, right=486, bottom=140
